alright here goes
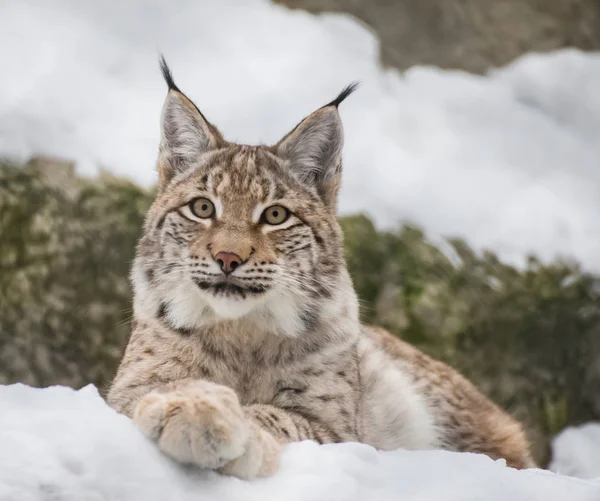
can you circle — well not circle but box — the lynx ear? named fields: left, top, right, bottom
left=157, top=57, right=224, bottom=189
left=275, top=83, right=358, bottom=209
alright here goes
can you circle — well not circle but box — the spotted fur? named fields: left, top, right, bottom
left=107, top=60, right=535, bottom=479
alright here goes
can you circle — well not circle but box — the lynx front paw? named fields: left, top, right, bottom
left=133, top=380, right=249, bottom=470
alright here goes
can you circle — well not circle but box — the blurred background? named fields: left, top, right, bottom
left=1, top=0, right=600, bottom=468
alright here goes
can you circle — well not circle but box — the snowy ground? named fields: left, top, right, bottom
left=0, top=384, right=598, bottom=501
left=1, top=0, right=600, bottom=271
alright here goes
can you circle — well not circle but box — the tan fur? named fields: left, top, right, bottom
left=107, top=65, right=534, bottom=478
left=365, top=327, right=536, bottom=468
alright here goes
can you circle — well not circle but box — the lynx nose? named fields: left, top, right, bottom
left=214, top=251, right=242, bottom=275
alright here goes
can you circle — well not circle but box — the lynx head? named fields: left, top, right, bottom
left=132, top=58, right=358, bottom=336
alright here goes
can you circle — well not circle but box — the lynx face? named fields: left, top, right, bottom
left=145, top=147, right=339, bottom=322
left=132, top=60, right=358, bottom=335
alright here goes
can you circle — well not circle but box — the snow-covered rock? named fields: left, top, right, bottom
left=1, top=0, right=600, bottom=271
left=550, top=423, right=600, bottom=480
left=0, top=384, right=599, bottom=501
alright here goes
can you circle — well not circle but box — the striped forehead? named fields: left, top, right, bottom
left=208, top=147, right=280, bottom=204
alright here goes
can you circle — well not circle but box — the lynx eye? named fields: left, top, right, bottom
left=189, top=197, right=215, bottom=219
left=262, top=205, right=290, bottom=225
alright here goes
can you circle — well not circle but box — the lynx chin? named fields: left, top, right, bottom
left=107, top=57, right=535, bottom=479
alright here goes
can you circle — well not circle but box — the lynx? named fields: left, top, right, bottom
left=107, top=58, right=535, bottom=479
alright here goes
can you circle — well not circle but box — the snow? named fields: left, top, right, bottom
left=2, top=0, right=600, bottom=271
left=1, top=384, right=599, bottom=501
left=550, top=423, right=600, bottom=480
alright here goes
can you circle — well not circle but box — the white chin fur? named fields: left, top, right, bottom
left=163, top=278, right=265, bottom=324
left=204, top=293, right=264, bottom=320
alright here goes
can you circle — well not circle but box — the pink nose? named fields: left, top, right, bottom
left=214, top=252, right=242, bottom=275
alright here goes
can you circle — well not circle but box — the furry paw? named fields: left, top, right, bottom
left=133, top=379, right=249, bottom=470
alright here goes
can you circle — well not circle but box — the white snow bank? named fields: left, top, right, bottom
left=2, top=0, right=600, bottom=271
left=550, top=423, right=600, bottom=480
left=1, top=384, right=599, bottom=501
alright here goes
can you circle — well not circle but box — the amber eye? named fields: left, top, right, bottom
left=189, top=197, right=215, bottom=219
left=262, top=205, right=290, bottom=225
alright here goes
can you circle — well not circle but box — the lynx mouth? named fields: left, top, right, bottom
left=192, top=278, right=267, bottom=297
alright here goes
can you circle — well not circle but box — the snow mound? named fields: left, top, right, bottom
left=550, top=423, right=600, bottom=480
left=2, top=0, right=600, bottom=271
left=0, top=384, right=599, bottom=501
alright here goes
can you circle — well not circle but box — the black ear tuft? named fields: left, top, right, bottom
left=325, top=82, right=359, bottom=108
left=159, top=55, right=181, bottom=93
